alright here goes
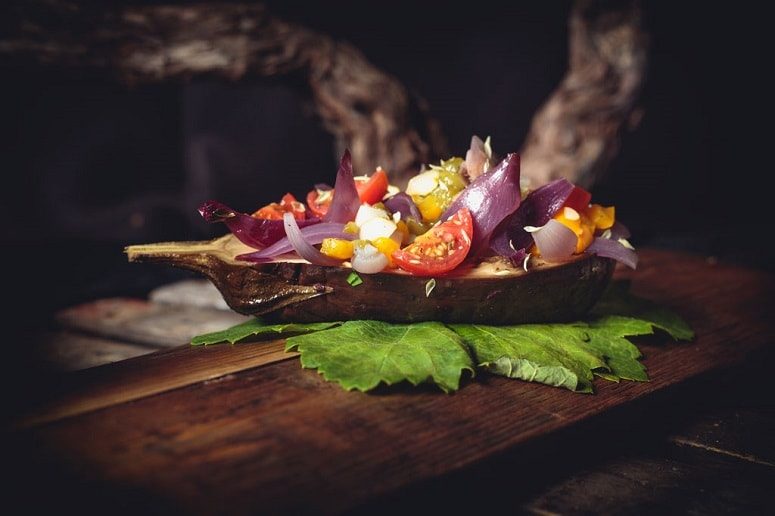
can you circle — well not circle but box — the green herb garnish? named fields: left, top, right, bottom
left=346, top=272, right=363, bottom=287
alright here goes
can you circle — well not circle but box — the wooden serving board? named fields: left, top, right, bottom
left=8, top=249, right=775, bottom=514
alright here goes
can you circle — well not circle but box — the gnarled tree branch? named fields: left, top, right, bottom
left=520, top=0, right=647, bottom=188
left=2, top=1, right=646, bottom=188
left=0, top=1, right=447, bottom=183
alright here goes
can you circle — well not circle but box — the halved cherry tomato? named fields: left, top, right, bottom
left=563, top=185, right=592, bottom=212
left=306, top=168, right=389, bottom=217
left=306, top=188, right=333, bottom=218
left=253, top=193, right=306, bottom=221
left=391, top=208, right=473, bottom=276
left=355, top=168, right=389, bottom=205
left=281, top=193, right=307, bottom=220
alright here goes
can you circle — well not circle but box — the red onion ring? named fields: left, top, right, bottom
left=199, top=200, right=320, bottom=249
left=280, top=212, right=345, bottom=266
left=586, top=237, right=638, bottom=269
left=532, top=220, right=577, bottom=262
left=237, top=222, right=354, bottom=262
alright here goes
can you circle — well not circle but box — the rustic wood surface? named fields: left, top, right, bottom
left=15, top=340, right=295, bottom=429
left=5, top=248, right=774, bottom=514
left=377, top=368, right=775, bottom=515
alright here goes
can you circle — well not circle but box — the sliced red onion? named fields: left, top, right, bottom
left=490, top=178, right=575, bottom=263
left=596, top=221, right=631, bottom=242
left=509, top=248, right=528, bottom=269
left=440, top=153, right=522, bottom=256
left=314, top=183, right=333, bottom=191
left=587, top=237, right=638, bottom=269
left=280, top=212, right=344, bottom=266
left=199, top=200, right=320, bottom=249
left=236, top=222, right=355, bottom=262
left=531, top=220, right=577, bottom=262
left=383, top=192, right=422, bottom=222
left=608, top=221, right=631, bottom=240
left=351, top=243, right=389, bottom=274
left=323, top=150, right=360, bottom=224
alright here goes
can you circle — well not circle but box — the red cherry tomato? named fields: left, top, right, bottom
left=306, top=188, right=332, bottom=218
left=253, top=193, right=306, bottom=221
left=306, top=168, right=389, bottom=217
left=355, top=168, right=389, bottom=205
left=392, top=208, right=473, bottom=276
left=280, top=193, right=307, bottom=220
left=563, top=185, right=592, bottom=213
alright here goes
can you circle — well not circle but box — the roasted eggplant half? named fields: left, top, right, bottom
left=126, top=234, right=614, bottom=324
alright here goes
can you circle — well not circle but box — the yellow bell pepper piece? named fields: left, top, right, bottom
left=585, top=204, right=615, bottom=230
left=416, top=195, right=444, bottom=223
left=320, top=238, right=354, bottom=260
left=372, top=237, right=400, bottom=266
left=577, top=221, right=594, bottom=253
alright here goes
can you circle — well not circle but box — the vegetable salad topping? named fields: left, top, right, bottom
left=200, top=136, right=637, bottom=274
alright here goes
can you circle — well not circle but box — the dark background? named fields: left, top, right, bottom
left=0, top=1, right=767, bottom=330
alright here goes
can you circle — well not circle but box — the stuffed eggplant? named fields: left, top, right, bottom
left=127, top=137, right=636, bottom=323
left=126, top=234, right=614, bottom=324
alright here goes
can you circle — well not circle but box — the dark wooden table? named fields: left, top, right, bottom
left=4, top=249, right=775, bottom=514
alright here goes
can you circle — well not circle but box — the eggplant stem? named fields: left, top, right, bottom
left=125, top=234, right=329, bottom=316
left=125, top=235, right=248, bottom=266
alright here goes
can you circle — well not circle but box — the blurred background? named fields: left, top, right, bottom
left=0, top=0, right=767, bottom=333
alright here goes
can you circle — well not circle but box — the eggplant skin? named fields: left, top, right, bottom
left=126, top=237, right=614, bottom=325
left=259, top=255, right=614, bottom=324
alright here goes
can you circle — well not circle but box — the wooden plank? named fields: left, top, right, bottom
left=523, top=440, right=775, bottom=515
left=354, top=359, right=775, bottom=514
left=521, top=360, right=775, bottom=515
left=14, top=340, right=297, bottom=429
left=663, top=362, right=775, bottom=467
left=9, top=249, right=775, bottom=513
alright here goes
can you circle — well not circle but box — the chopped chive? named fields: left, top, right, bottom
left=347, top=271, right=363, bottom=286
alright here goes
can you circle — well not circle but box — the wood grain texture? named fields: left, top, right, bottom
left=523, top=440, right=775, bottom=515
left=14, top=340, right=296, bottom=429
left=9, top=249, right=775, bottom=514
